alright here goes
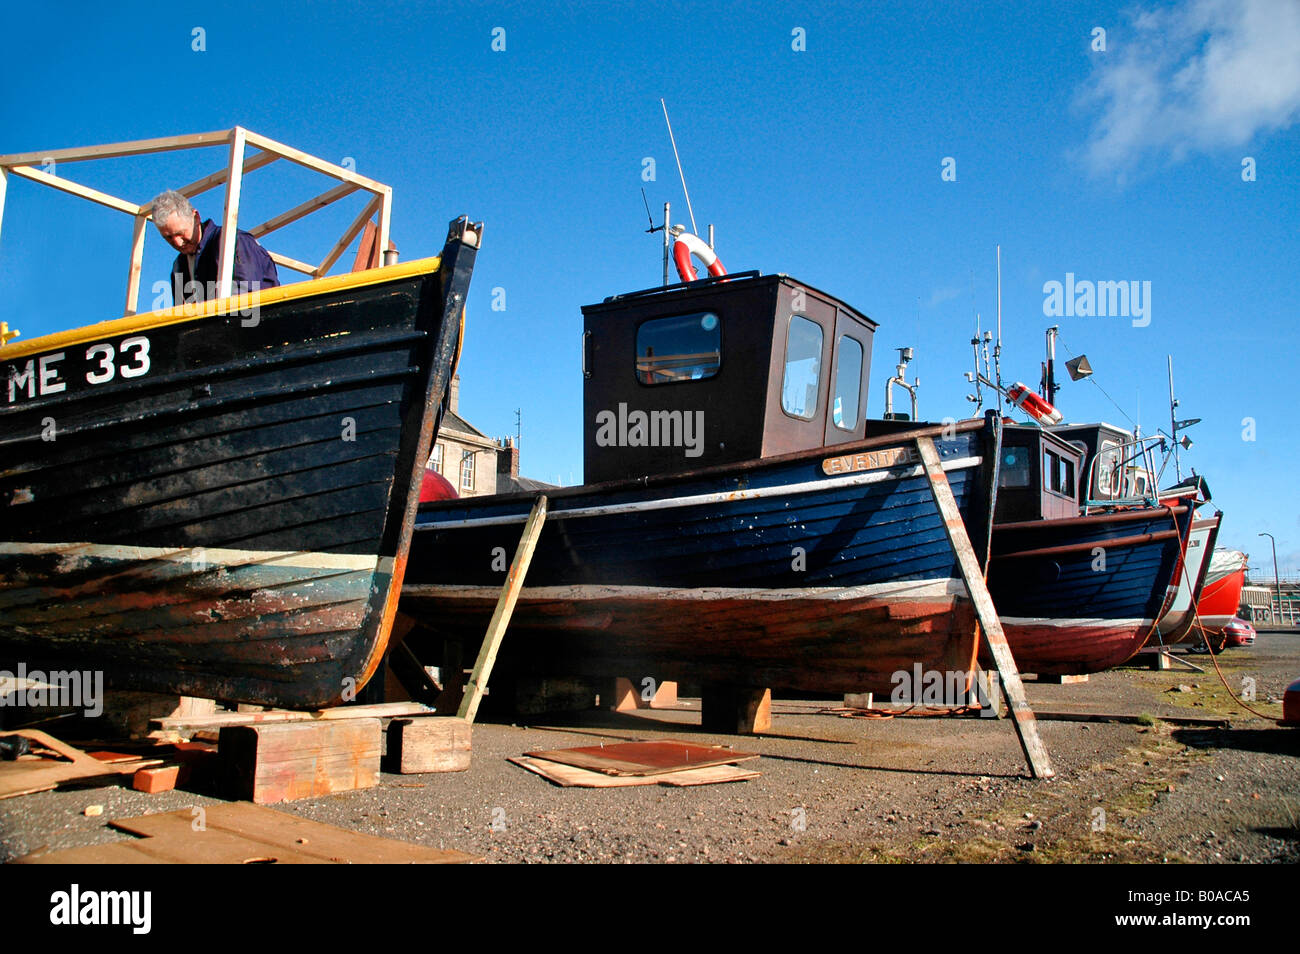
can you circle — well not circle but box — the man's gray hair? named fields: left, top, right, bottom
left=152, top=190, right=194, bottom=224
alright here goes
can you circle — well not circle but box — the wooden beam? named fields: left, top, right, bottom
left=250, top=181, right=360, bottom=238
left=916, top=436, right=1054, bottom=779
left=266, top=250, right=318, bottom=276
left=216, top=127, right=246, bottom=300
left=123, top=214, right=148, bottom=317
left=242, top=129, right=390, bottom=193
left=0, top=129, right=235, bottom=168
left=152, top=701, right=432, bottom=731
left=317, top=194, right=381, bottom=276
left=7, top=165, right=141, bottom=216
left=458, top=495, right=549, bottom=724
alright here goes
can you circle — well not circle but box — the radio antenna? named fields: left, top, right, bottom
left=661, top=99, right=698, bottom=236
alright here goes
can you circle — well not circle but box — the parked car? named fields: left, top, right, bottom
left=1222, top=617, right=1257, bottom=648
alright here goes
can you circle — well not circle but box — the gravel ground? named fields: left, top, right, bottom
left=3, top=632, right=1297, bottom=864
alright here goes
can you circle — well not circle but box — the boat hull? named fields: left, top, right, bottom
left=1, top=224, right=479, bottom=707
left=402, top=424, right=990, bottom=696
left=1145, top=514, right=1220, bottom=648
left=986, top=505, right=1192, bottom=675
left=1197, top=550, right=1248, bottom=633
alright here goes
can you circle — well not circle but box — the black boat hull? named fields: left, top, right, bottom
left=1, top=220, right=479, bottom=707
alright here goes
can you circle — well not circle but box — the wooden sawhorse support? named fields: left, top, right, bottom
left=917, top=437, right=1054, bottom=779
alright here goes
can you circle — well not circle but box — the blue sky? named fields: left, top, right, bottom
left=2, top=0, right=1298, bottom=575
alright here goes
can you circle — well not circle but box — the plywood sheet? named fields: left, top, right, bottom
left=522, top=739, right=758, bottom=776
left=511, top=756, right=759, bottom=788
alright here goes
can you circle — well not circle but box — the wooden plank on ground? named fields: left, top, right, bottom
left=916, top=436, right=1054, bottom=779
left=15, top=802, right=477, bottom=864
left=0, top=730, right=161, bottom=799
left=458, top=495, right=548, bottom=723
left=1031, top=710, right=1230, bottom=728
left=219, top=718, right=380, bottom=803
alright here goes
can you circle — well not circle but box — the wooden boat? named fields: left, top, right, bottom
left=1197, top=548, right=1249, bottom=633
left=981, top=422, right=1193, bottom=675
left=401, top=271, right=997, bottom=697
left=0, top=129, right=482, bottom=707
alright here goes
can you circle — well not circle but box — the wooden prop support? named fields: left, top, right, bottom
left=458, top=495, right=549, bottom=724
left=916, top=437, right=1054, bottom=779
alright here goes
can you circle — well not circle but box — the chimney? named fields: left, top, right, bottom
left=497, top=436, right=520, bottom=486
left=448, top=373, right=460, bottom=415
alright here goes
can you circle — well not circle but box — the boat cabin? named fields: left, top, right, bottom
left=1049, top=422, right=1157, bottom=506
left=993, top=424, right=1086, bottom=522
left=581, top=272, right=877, bottom=483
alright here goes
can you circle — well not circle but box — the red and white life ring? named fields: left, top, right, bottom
left=1005, top=382, right=1063, bottom=426
left=672, top=231, right=727, bottom=282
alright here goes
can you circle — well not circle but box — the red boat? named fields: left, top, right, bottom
left=1197, top=548, right=1249, bottom=633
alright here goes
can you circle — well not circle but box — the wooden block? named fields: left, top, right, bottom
left=219, top=718, right=380, bottom=803
left=843, top=692, right=874, bottom=709
left=1150, top=651, right=1173, bottom=671
left=385, top=717, right=471, bottom=774
left=701, top=685, right=772, bottom=735
left=610, top=677, right=639, bottom=712
left=1034, top=673, right=1090, bottom=684
left=133, top=763, right=187, bottom=794
left=649, top=680, right=678, bottom=709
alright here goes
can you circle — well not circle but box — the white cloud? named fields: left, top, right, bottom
left=928, top=286, right=962, bottom=307
left=1079, top=0, right=1300, bottom=176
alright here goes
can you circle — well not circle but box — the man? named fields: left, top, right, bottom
left=152, top=190, right=279, bottom=305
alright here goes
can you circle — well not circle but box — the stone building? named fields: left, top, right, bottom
left=429, top=375, right=551, bottom=496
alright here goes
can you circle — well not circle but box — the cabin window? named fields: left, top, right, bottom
left=1044, top=448, right=1076, bottom=499
left=999, top=446, right=1031, bottom=488
left=635, top=312, right=721, bottom=384
left=1096, top=440, right=1120, bottom=496
left=781, top=315, right=823, bottom=420
left=831, top=335, right=863, bottom=430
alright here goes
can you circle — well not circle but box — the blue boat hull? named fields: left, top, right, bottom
left=402, top=425, right=991, bottom=695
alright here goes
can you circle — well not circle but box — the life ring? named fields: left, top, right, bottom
left=672, top=231, right=726, bottom=282
left=1005, top=382, right=1062, bottom=426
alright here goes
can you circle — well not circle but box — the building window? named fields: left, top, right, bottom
left=781, top=315, right=823, bottom=420
left=431, top=442, right=443, bottom=473
left=635, top=311, right=721, bottom=384
left=460, top=452, right=474, bottom=492
left=831, top=335, right=863, bottom=430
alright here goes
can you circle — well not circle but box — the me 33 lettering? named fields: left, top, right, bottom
left=5, top=335, right=151, bottom=403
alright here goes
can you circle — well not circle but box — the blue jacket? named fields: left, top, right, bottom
left=171, top=219, right=280, bottom=303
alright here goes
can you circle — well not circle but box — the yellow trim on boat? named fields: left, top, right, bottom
left=0, top=255, right=442, bottom=360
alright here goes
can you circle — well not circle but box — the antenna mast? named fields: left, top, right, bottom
left=661, top=99, right=698, bottom=236
left=994, top=245, right=1004, bottom=415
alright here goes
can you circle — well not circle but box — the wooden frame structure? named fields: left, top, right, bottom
left=0, top=126, right=393, bottom=320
